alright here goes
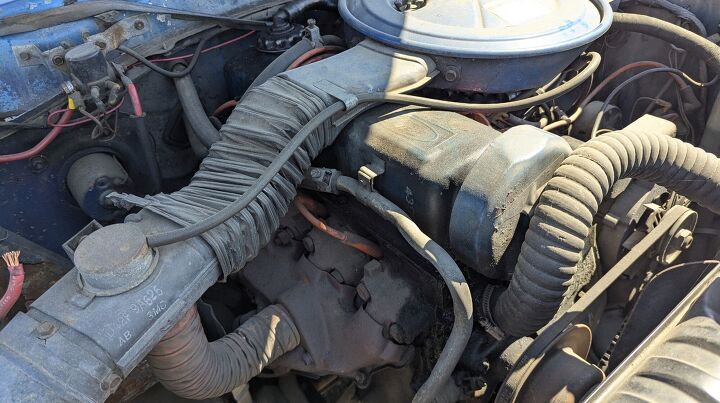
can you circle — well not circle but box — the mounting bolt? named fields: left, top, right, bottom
left=52, top=55, right=65, bottom=66
left=35, top=322, right=57, bottom=339
left=133, top=20, right=145, bottom=30
left=95, top=41, right=107, bottom=49
left=29, top=155, right=48, bottom=173
left=19, top=51, right=32, bottom=61
left=444, top=66, right=459, bottom=82
left=675, top=229, right=694, bottom=250
left=100, top=374, right=122, bottom=391
left=274, top=229, right=293, bottom=246
left=61, top=81, right=75, bottom=95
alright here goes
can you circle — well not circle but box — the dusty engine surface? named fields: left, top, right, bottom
left=0, top=0, right=720, bottom=402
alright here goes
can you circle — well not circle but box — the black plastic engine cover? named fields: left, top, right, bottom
left=332, top=105, right=572, bottom=278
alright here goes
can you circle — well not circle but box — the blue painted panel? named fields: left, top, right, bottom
left=0, top=0, right=254, bottom=117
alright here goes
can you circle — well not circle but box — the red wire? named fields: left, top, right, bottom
left=145, top=30, right=256, bottom=63
left=47, top=97, right=125, bottom=128
left=212, top=100, right=238, bottom=117
left=0, top=109, right=73, bottom=163
left=127, top=83, right=143, bottom=117
left=287, top=46, right=345, bottom=70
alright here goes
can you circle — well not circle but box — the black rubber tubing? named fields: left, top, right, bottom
left=243, top=35, right=345, bottom=100
left=173, top=66, right=221, bottom=149
left=146, top=101, right=346, bottom=247
left=147, top=52, right=600, bottom=246
left=492, top=116, right=720, bottom=337
left=132, top=115, right=162, bottom=193
left=335, top=176, right=472, bottom=403
left=612, top=13, right=720, bottom=72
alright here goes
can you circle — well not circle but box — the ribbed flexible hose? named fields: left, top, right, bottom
left=148, top=304, right=300, bottom=399
left=493, top=116, right=720, bottom=337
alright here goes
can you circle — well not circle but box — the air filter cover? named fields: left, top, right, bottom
left=339, top=0, right=613, bottom=92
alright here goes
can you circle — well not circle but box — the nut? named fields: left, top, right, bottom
left=674, top=228, right=694, bottom=250
left=19, top=51, right=32, bottom=61
left=133, top=20, right=145, bottom=30
left=52, top=55, right=65, bottom=66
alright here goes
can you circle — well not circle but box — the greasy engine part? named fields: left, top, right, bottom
left=497, top=205, right=701, bottom=402
left=585, top=262, right=720, bottom=403
left=339, top=0, right=612, bottom=93
left=331, top=175, right=472, bottom=403
left=334, top=105, right=572, bottom=278
left=3, top=1, right=720, bottom=402
left=491, top=115, right=720, bottom=338
left=0, top=41, right=434, bottom=402
left=239, top=211, right=437, bottom=382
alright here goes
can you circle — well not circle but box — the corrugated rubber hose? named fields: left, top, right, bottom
left=148, top=304, right=300, bottom=399
left=492, top=115, right=720, bottom=337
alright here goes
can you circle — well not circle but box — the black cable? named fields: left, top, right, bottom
left=147, top=53, right=601, bottom=246
left=591, top=67, right=716, bottom=137
left=118, top=28, right=222, bottom=79
left=133, top=115, right=163, bottom=194
left=147, top=101, right=345, bottom=247
left=0, top=121, right=47, bottom=129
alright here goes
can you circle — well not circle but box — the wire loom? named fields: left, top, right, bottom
left=114, top=76, right=335, bottom=277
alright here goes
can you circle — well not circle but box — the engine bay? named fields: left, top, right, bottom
left=1, top=0, right=720, bottom=401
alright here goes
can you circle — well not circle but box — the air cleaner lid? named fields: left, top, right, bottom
left=339, top=0, right=613, bottom=58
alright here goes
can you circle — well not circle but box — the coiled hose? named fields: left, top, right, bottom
left=115, top=75, right=338, bottom=277
left=493, top=115, right=720, bottom=337
left=148, top=304, right=299, bottom=399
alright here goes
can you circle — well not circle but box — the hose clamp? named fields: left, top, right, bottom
left=314, top=80, right=359, bottom=110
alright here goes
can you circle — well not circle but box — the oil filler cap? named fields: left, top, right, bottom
left=74, top=224, right=155, bottom=296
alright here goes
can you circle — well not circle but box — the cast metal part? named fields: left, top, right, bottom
left=73, top=224, right=155, bottom=296
left=498, top=205, right=695, bottom=402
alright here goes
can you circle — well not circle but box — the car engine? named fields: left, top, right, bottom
left=1, top=0, right=720, bottom=401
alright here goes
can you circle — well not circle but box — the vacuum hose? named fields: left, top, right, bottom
left=335, top=176, right=473, bottom=403
left=148, top=304, right=299, bottom=399
left=492, top=115, right=720, bottom=337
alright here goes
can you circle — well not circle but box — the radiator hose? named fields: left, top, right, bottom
left=492, top=115, right=720, bottom=337
left=148, top=305, right=299, bottom=399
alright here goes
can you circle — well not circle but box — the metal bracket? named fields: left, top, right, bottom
left=358, top=161, right=385, bottom=191
left=62, top=220, right=103, bottom=262
left=12, top=44, right=68, bottom=71
left=305, top=18, right=322, bottom=48
left=314, top=80, right=359, bottom=110
left=301, top=167, right=342, bottom=194
left=87, top=14, right=151, bottom=51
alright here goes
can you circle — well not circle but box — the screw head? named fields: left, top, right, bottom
left=52, top=55, right=65, bottom=66
left=35, top=322, right=57, bottom=338
left=444, top=67, right=459, bottom=82
left=29, top=155, right=48, bottom=173
left=133, top=20, right=145, bottom=30
left=95, top=41, right=107, bottom=49
left=19, top=51, right=32, bottom=61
